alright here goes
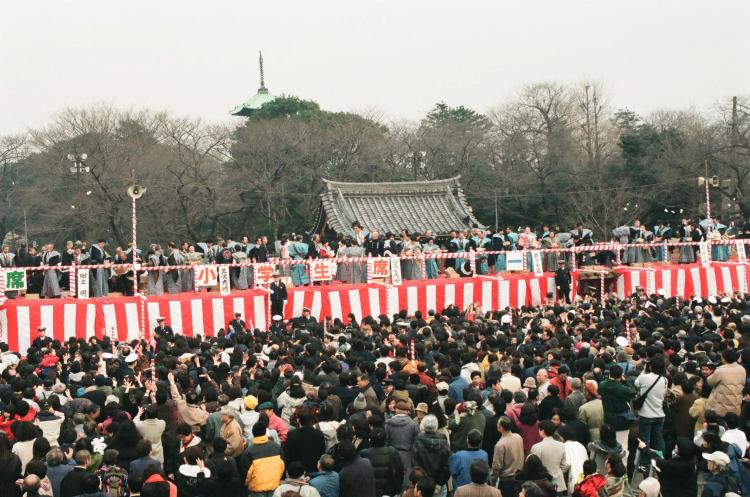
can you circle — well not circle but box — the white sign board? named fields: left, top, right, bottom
left=77, top=269, right=90, bottom=299
left=194, top=264, right=218, bottom=287
left=218, top=265, right=231, bottom=296
left=506, top=251, right=525, bottom=271
left=735, top=240, right=746, bottom=264
left=389, top=256, right=402, bottom=286
left=531, top=250, right=544, bottom=276
left=699, top=242, right=710, bottom=267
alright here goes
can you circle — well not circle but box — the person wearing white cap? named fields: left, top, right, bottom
left=702, top=451, right=739, bottom=497
left=637, top=477, right=660, bottom=497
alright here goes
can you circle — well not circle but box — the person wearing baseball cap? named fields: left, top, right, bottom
left=702, top=451, right=739, bottom=497
left=637, top=477, right=660, bottom=497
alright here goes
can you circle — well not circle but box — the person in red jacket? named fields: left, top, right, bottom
left=572, top=460, right=606, bottom=497
left=548, top=363, right=572, bottom=401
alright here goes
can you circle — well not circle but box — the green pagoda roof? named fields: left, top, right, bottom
left=231, top=51, right=276, bottom=117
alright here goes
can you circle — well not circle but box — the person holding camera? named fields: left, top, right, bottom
left=633, top=355, right=668, bottom=473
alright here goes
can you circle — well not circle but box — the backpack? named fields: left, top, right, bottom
left=100, top=465, right=129, bottom=497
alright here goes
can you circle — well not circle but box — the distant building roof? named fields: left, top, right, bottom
left=311, top=176, right=484, bottom=238
left=231, top=51, right=276, bottom=117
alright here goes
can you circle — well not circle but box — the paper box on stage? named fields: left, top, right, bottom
left=444, top=268, right=460, bottom=279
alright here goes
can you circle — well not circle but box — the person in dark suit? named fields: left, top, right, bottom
left=555, top=261, right=572, bottom=304
left=293, top=307, right=318, bottom=329
left=228, top=312, right=246, bottom=336
left=153, top=317, right=173, bottom=338
left=365, top=231, right=385, bottom=257
left=270, top=272, right=287, bottom=317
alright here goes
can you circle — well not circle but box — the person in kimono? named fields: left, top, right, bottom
left=288, top=235, right=309, bottom=285
left=21, top=244, right=43, bottom=294
left=183, top=245, right=203, bottom=291
left=401, top=234, right=423, bottom=280
left=504, top=227, right=519, bottom=250
left=653, top=222, right=671, bottom=263
left=0, top=244, right=15, bottom=268
left=518, top=226, right=538, bottom=270
left=491, top=230, right=506, bottom=271
left=676, top=219, right=695, bottom=263
left=453, top=231, right=470, bottom=271
left=632, top=222, right=654, bottom=263
left=422, top=237, right=440, bottom=279
left=145, top=244, right=164, bottom=296
left=89, top=239, right=109, bottom=297
left=383, top=232, right=401, bottom=257
left=351, top=222, right=369, bottom=247
left=348, top=241, right=367, bottom=283
left=364, top=231, right=385, bottom=257
left=59, top=241, right=75, bottom=290
left=40, top=243, right=62, bottom=298
left=113, top=250, right=134, bottom=296
left=0, top=244, right=19, bottom=298
left=337, top=238, right=353, bottom=283
left=709, top=217, right=730, bottom=261
left=541, top=231, right=561, bottom=271
left=471, top=230, right=490, bottom=275
left=195, top=240, right=214, bottom=263
left=690, top=220, right=704, bottom=261
left=232, top=250, right=250, bottom=290
left=165, top=242, right=183, bottom=294
left=448, top=230, right=460, bottom=270
left=278, top=234, right=291, bottom=278
left=308, top=234, right=322, bottom=260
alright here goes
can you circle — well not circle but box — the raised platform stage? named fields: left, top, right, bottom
left=0, top=263, right=746, bottom=352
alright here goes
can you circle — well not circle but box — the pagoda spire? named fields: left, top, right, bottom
left=259, top=51, right=266, bottom=91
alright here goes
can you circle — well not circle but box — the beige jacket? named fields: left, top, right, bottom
left=578, top=398, right=604, bottom=442
left=220, top=419, right=246, bottom=458
left=707, top=362, right=746, bottom=416
left=169, top=380, right=209, bottom=430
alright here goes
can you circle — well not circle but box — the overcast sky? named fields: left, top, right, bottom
left=2, top=0, right=749, bottom=134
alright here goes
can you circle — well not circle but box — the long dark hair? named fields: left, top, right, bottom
left=519, top=402, right=538, bottom=426
left=517, top=454, right=552, bottom=481
left=0, top=433, right=12, bottom=459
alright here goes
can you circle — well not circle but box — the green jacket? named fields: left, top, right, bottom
left=598, top=379, right=636, bottom=430
left=449, top=412, right=486, bottom=451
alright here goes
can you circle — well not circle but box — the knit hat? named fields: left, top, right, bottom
left=244, top=395, right=258, bottom=410
left=220, top=406, right=237, bottom=418
left=436, top=381, right=449, bottom=393
left=258, top=401, right=274, bottom=410
left=352, top=393, right=367, bottom=411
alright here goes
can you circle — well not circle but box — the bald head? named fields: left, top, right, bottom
left=23, top=474, right=41, bottom=492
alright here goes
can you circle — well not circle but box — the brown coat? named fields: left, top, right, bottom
left=707, top=362, right=746, bottom=416
left=671, top=391, right=698, bottom=439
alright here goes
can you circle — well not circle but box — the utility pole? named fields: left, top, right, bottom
left=67, top=153, right=89, bottom=241
left=494, top=189, right=499, bottom=229
left=704, top=159, right=711, bottom=227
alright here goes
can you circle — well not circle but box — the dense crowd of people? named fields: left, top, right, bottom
left=0, top=282, right=748, bottom=497
left=2, top=215, right=748, bottom=299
